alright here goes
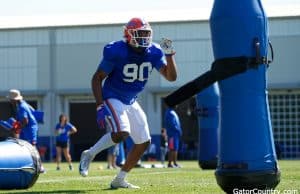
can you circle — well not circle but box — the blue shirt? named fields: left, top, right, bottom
left=164, top=108, right=182, bottom=138
left=55, top=122, right=75, bottom=142
left=16, top=100, right=38, bottom=144
left=98, top=40, right=166, bottom=105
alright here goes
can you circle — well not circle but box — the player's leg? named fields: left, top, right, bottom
left=79, top=99, right=130, bottom=177
left=111, top=145, right=119, bottom=169
left=173, top=135, right=181, bottom=168
left=174, top=151, right=180, bottom=167
left=111, top=101, right=150, bottom=189
left=121, top=101, right=151, bottom=172
left=107, top=146, right=114, bottom=169
left=56, top=145, right=62, bottom=170
left=62, top=144, right=73, bottom=170
left=123, top=141, right=150, bottom=171
left=168, top=151, right=174, bottom=167
left=112, top=155, right=118, bottom=169
left=160, top=147, right=167, bottom=165
left=30, top=129, right=46, bottom=173
left=168, top=137, right=175, bottom=167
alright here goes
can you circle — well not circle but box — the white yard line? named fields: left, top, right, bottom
left=37, top=171, right=175, bottom=183
left=37, top=175, right=110, bottom=183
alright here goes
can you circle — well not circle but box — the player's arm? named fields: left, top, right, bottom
left=159, top=38, right=177, bottom=81
left=70, top=126, right=77, bottom=134
left=160, top=55, right=177, bottom=81
left=70, top=123, right=77, bottom=134
left=91, top=69, right=108, bottom=107
left=12, top=105, right=30, bottom=130
left=19, top=117, right=28, bottom=128
left=18, top=108, right=29, bottom=129
left=68, top=125, right=77, bottom=136
left=92, top=69, right=112, bottom=129
left=11, top=117, right=24, bottom=135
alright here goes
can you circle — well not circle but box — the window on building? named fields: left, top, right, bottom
left=269, top=91, right=300, bottom=159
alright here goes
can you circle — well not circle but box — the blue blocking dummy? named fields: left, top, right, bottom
left=116, top=142, right=125, bottom=166
left=210, top=0, right=280, bottom=192
left=196, top=83, right=219, bottom=169
left=0, top=138, right=41, bottom=189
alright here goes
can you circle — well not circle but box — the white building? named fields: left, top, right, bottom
left=0, top=13, right=299, bottom=160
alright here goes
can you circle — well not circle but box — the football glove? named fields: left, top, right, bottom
left=160, top=38, right=176, bottom=56
left=96, top=104, right=111, bottom=129
left=11, top=119, right=22, bottom=134
left=0, top=120, right=12, bottom=130
left=3, top=117, right=21, bottom=134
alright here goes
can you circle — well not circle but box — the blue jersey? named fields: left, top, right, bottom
left=98, top=40, right=166, bottom=105
left=164, top=108, right=182, bottom=138
left=55, top=122, right=74, bottom=143
left=16, top=100, right=38, bottom=144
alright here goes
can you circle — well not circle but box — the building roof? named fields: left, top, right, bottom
left=0, top=5, right=300, bottom=30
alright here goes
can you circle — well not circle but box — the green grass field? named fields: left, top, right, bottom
left=1, top=160, right=299, bottom=194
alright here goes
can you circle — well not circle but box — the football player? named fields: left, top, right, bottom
left=79, top=17, right=178, bottom=189
left=7, top=89, right=46, bottom=173
left=164, top=107, right=182, bottom=168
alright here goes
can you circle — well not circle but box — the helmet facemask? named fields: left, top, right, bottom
left=127, top=28, right=152, bottom=48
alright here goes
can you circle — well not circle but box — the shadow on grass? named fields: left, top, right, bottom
left=102, top=188, right=118, bottom=191
left=1, top=190, right=94, bottom=194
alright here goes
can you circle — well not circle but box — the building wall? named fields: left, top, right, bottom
left=268, top=36, right=300, bottom=88
left=267, top=17, right=300, bottom=88
left=0, top=17, right=299, bottom=159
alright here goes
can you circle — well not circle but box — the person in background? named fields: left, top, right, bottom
left=164, top=107, right=182, bottom=168
left=79, top=17, right=178, bottom=189
left=55, top=114, right=77, bottom=171
left=143, top=143, right=157, bottom=161
left=160, top=128, right=168, bottom=166
left=7, top=89, right=46, bottom=173
left=107, top=144, right=120, bottom=169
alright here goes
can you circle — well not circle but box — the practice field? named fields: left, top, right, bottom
left=1, top=160, right=299, bottom=194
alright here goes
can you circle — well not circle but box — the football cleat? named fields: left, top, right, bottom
left=40, top=165, right=46, bottom=174
left=110, top=177, right=140, bottom=189
left=79, top=150, right=94, bottom=177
